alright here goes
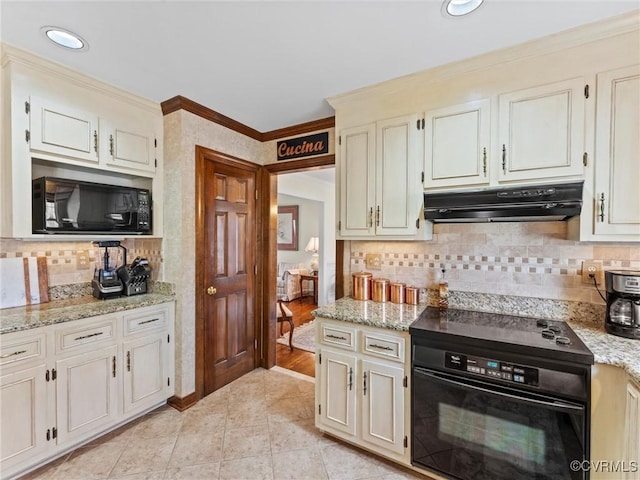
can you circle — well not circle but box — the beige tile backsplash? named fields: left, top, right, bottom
left=0, top=238, right=163, bottom=286
left=348, top=222, right=640, bottom=305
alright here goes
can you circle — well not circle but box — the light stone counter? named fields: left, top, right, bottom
left=313, top=296, right=640, bottom=385
left=0, top=293, right=175, bottom=334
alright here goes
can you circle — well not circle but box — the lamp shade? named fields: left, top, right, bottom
left=304, top=237, right=319, bottom=253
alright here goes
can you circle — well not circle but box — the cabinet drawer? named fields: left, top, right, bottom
left=56, top=317, right=117, bottom=354
left=0, top=333, right=46, bottom=368
left=361, top=330, right=405, bottom=363
left=320, top=323, right=356, bottom=351
left=123, top=307, right=168, bottom=336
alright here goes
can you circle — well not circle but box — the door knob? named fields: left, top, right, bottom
left=207, top=286, right=217, bottom=296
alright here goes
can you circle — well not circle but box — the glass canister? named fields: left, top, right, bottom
left=372, top=278, right=390, bottom=302
left=390, top=282, right=406, bottom=304
left=352, top=272, right=373, bottom=300
left=405, top=286, right=419, bottom=305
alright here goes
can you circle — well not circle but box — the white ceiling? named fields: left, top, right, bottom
left=1, top=1, right=638, bottom=133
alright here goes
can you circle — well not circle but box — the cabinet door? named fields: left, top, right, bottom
left=122, top=334, right=168, bottom=413
left=29, top=96, right=99, bottom=164
left=424, top=99, right=491, bottom=189
left=594, top=65, right=640, bottom=237
left=0, top=364, right=48, bottom=469
left=625, top=380, right=640, bottom=480
left=55, top=345, right=119, bottom=445
left=102, top=117, right=157, bottom=173
left=498, top=78, right=585, bottom=182
left=360, top=359, right=405, bottom=455
left=375, top=114, right=419, bottom=236
left=339, top=124, right=376, bottom=237
left=318, top=349, right=357, bottom=437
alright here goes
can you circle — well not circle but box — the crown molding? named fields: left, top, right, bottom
left=1, top=43, right=160, bottom=113
left=161, top=95, right=334, bottom=143
left=264, top=154, right=335, bottom=174
left=327, top=9, right=640, bottom=109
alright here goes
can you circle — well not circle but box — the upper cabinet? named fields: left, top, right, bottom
left=498, top=77, right=586, bottom=182
left=593, top=65, right=640, bottom=237
left=1, top=45, right=164, bottom=238
left=338, top=114, right=426, bottom=239
left=424, top=98, right=491, bottom=189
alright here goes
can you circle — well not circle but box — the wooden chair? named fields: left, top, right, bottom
left=277, top=300, right=294, bottom=351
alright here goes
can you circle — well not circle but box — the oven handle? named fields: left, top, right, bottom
left=415, top=367, right=584, bottom=414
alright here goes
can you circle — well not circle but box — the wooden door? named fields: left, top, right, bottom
left=198, top=149, right=257, bottom=396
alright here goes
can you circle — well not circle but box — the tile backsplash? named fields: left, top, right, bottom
left=0, top=238, right=163, bottom=286
left=348, top=222, right=640, bottom=305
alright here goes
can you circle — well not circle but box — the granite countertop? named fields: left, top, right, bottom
left=0, top=293, right=175, bottom=334
left=313, top=296, right=640, bottom=385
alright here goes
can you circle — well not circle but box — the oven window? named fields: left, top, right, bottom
left=413, top=368, right=585, bottom=480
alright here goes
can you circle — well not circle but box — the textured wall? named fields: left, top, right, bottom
left=348, top=222, right=640, bottom=306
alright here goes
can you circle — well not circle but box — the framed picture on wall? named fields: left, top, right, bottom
left=277, top=205, right=298, bottom=250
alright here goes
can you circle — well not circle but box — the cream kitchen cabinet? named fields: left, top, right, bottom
left=102, top=118, right=157, bottom=174
left=338, top=114, right=423, bottom=239
left=0, top=329, right=48, bottom=474
left=0, top=301, right=175, bottom=479
left=625, top=380, right=640, bottom=480
left=498, top=77, right=586, bottom=183
left=423, top=98, right=491, bottom=189
left=315, top=319, right=410, bottom=464
left=593, top=65, right=640, bottom=238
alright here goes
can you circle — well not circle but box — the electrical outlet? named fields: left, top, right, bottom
left=582, top=260, right=604, bottom=285
left=76, top=250, right=90, bottom=270
left=365, top=253, right=382, bottom=270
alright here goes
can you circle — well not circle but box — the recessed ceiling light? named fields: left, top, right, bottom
left=41, top=26, right=88, bottom=51
left=443, top=0, right=484, bottom=17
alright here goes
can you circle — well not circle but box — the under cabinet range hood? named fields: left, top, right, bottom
left=424, top=181, right=584, bottom=223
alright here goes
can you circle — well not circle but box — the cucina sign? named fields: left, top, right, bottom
left=277, top=132, right=329, bottom=161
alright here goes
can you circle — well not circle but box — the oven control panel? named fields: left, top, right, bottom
left=445, top=352, right=539, bottom=386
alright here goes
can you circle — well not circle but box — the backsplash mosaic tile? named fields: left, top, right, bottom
left=347, top=222, right=640, bottom=305
left=0, top=238, right=163, bottom=288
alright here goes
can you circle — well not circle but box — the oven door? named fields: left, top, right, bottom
left=412, top=367, right=587, bottom=480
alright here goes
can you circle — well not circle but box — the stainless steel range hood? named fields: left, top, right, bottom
left=423, top=181, right=584, bottom=223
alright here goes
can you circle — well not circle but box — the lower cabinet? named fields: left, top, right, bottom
left=625, top=380, right=640, bottom=480
left=0, top=301, right=175, bottom=479
left=315, top=318, right=410, bottom=464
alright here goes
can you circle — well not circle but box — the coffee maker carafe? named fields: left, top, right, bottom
left=605, top=270, right=640, bottom=340
left=92, top=241, right=126, bottom=299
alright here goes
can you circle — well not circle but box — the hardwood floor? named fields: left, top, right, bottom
left=276, top=297, right=316, bottom=378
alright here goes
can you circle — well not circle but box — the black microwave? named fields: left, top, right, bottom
left=32, top=177, right=152, bottom=234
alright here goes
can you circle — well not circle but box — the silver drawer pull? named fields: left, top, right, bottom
left=369, top=343, right=393, bottom=351
left=326, top=334, right=347, bottom=341
left=138, top=318, right=160, bottom=325
left=1, top=349, right=27, bottom=359
left=74, top=332, right=104, bottom=341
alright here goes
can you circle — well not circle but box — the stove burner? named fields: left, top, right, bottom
left=549, top=325, right=562, bottom=334
left=536, top=319, right=549, bottom=328
left=541, top=329, right=555, bottom=339
left=556, top=336, right=571, bottom=346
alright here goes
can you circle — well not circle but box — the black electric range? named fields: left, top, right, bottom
left=410, top=307, right=594, bottom=480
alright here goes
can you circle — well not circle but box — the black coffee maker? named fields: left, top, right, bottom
left=605, top=270, right=640, bottom=340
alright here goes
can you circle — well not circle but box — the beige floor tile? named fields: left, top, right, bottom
left=225, top=399, right=268, bottom=429
left=85, top=420, right=141, bottom=447
left=110, top=436, right=177, bottom=477
left=218, top=454, right=273, bottom=480
left=271, top=447, right=328, bottom=480
left=180, top=406, right=227, bottom=435
left=227, top=382, right=267, bottom=403
left=167, top=431, right=224, bottom=468
left=267, top=395, right=315, bottom=424
left=190, top=388, right=229, bottom=412
left=133, top=409, right=184, bottom=439
left=269, top=418, right=322, bottom=453
left=51, top=443, right=125, bottom=480
left=222, top=424, right=271, bottom=460
left=16, top=453, right=70, bottom=480
left=163, top=462, right=220, bottom=480
left=108, top=471, right=165, bottom=479
left=320, top=443, right=384, bottom=480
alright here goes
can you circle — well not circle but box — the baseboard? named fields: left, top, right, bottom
left=167, top=392, right=198, bottom=411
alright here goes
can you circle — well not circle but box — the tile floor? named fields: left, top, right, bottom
left=19, top=367, right=433, bottom=480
